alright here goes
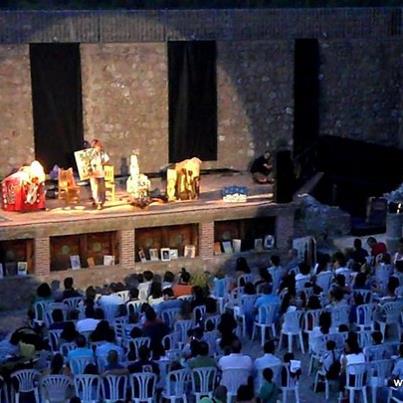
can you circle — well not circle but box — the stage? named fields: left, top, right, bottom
left=0, top=171, right=295, bottom=306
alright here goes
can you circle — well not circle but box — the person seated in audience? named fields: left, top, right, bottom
left=281, top=352, right=301, bottom=387
left=306, top=295, right=322, bottom=310
left=43, top=353, right=70, bottom=376
left=380, top=277, right=400, bottom=301
left=240, top=282, right=257, bottom=336
left=310, top=311, right=332, bottom=342
left=352, top=272, right=369, bottom=290
left=315, top=340, right=340, bottom=385
left=284, top=248, right=300, bottom=274
left=218, top=312, right=238, bottom=350
left=162, top=271, right=175, bottom=289
left=67, top=335, right=93, bottom=363
left=333, top=252, right=349, bottom=275
left=103, top=349, right=128, bottom=375
left=250, top=149, right=273, bottom=184
left=128, top=287, right=140, bottom=302
left=62, top=277, right=81, bottom=300
left=199, top=386, right=227, bottom=403
left=60, top=322, right=79, bottom=343
left=295, top=262, right=311, bottom=284
left=95, top=328, right=124, bottom=361
left=218, top=338, right=253, bottom=372
left=236, top=383, right=256, bottom=403
left=97, top=288, right=126, bottom=317
left=34, top=282, right=53, bottom=303
left=191, top=285, right=206, bottom=311
left=50, top=280, right=63, bottom=302
left=189, top=340, right=216, bottom=369
left=148, top=281, right=164, bottom=307
left=351, top=238, right=369, bottom=265
left=205, top=296, right=218, bottom=316
left=268, top=255, right=285, bottom=279
left=313, top=253, right=331, bottom=275
left=258, top=367, right=279, bottom=403
left=128, top=345, right=160, bottom=375
left=332, top=274, right=351, bottom=294
left=172, top=268, right=193, bottom=297
left=255, top=284, right=280, bottom=311
left=182, top=327, right=204, bottom=359
left=254, top=266, right=273, bottom=289
left=339, top=338, right=366, bottom=397
left=49, top=309, right=68, bottom=330
left=328, top=287, right=348, bottom=308
left=279, top=286, right=297, bottom=315
left=90, top=319, right=111, bottom=342
left=76, top=306, right=103, bottom=334
left=367, top=236, right=387, bottom=260
left=0, top=331, right=20, bottom=363
left=235, top=257, right=252, bottom=287
left=254, top=340, right=282, bottom=372
left=349, top=294, right=364, bottom=324
left=142, top=305, right=169, bottom=358
left=156, top=287, right=182, bottom=315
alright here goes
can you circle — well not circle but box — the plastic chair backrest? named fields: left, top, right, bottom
left=63, top=297, right=83, bottom=312
left=191, top=367, right=217, bottom=395
left=130, top=372, right=157, bottom=401
left=369, top=359, right=393, bottom=385
left=174, top=320, right=193, bottom=343
left=115, top=290, right=130, bottom=303
left=74, top=374, right=101, bottom=402
left=127, top=300, right=143, bottom=317
left=283, top=310, right=304, bottom=333
left=33, top=300, right=51, bottom=322
left=316, top=271, right=333, bottom=293
left=330, top=305, right=350, bottom=327
left=162, top=332, right=180, bottom=351
left=382, top=301, right=402, bottom=322
left=49, top=329, right=63, bottom=352
left=303, top=309, right=324, bottom=332
left=346, top=363, right=367, bottom=387
left=355, top=303, right=375, bottom=326
left=193, top=305, right=207, bottom=324
left=11, top=369, right=40, bottom=393
left=101, top=374, right=128, bottom=401
left=161, top=308, right=181, bottom=328
left=129, top=337, right=151, bottom=357
left=221, top=368, right=250, bottom=395
left=164, top=369, right=190, bottom=397
left=41, top=375, right=71, bottom=402
left=257, top=304, right=278, bottom=325
left=60, top=342, right=76, bottom=358
left=70, top=356, right=95, bottom=375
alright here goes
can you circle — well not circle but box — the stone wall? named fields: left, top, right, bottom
left=81, top=43, right=168, bottom=174
left=216, top=40, right=294, bottom=171
left=0, top=45, right=34, bottom=178
left=319, top=39, right=402, bottom=147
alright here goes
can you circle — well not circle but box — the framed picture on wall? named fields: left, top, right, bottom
left=222, top=241, right=234, bottom=254
left=254, top=238, right=263, bottom=252
left=169, top=249, right=178, bottom=260
left=184, top=245, right=196, bottom=259
left=0, top=263, right=3, bottom=278
left=264, top=235, right=275, bottom=249
left=161, top=248, right=171, bottom=262
left=17, top=261, right=28, bottom=276
left=214, top=242, right=222, bottom=255
left=138, top=249, right=147, bottom=263
left=232, top=239, right=242, bottom=253
left=149, top=249, right=159, bottom=261
left=103, top=255, right=115, bottom=266
left=70, top=255, right=81, bottom=270
left=87, top=257, right=95, bottom=268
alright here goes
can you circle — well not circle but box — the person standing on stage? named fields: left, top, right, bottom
left=250, top=150, right=273, bottom=184
left=89, top=139, right=109, bottom=210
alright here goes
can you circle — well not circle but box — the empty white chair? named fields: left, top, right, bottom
left=252, top=304, right=278, bottom=346
left=376, top=263, right=393, bottom=294
left=174, top=320, right=193, bottom=345
left=40, top=375, right=71, bottom=403
left=69, top=356, right=95, bottom=375
left=11, top=369, right=41, bottom=403
left=281, top=364, right=300, bottom=403
left=368, top=359, right=394, bottom=403
left=161, top=368, right=190, bottom=403
left=221, top=368, right=251, bottom=402
left=376, top=301, right=402, bottom=341
left=344, top=363, right=368, bottom=403
left=357, top=330, right=374, bottom=349
left=203, top=330, right=220, bottom=357
left=49, top=329, right=63, bottom=353
left=73, top=374, right=101, bottom=403
left=130, top=372, right=157, bottom=403
left=101, top=374, right=128, bottom=402
left=355, top=303, right=375, bottom=331
left=63, top=296, right=83, bottom=313
left=191, top=367, right=217, bottom=400
left=279, top=310, right=305, bottom=353
left=364, top=344, right=388, bottom=361
left=161, top=308, right=181, bottom=329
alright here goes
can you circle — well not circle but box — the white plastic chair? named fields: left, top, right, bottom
left=63, top=297, right=83, bottom=313
left=127, top=300, right=143, bottom=317
left=279, top=310, right=305, bottom=353
left=355, top=303, right=375, bottom=331
left=162, top=332, right=180, bottom=352
left=174, top=320, right=193, bottom=345
left=129, top=337, right=151, bottom=358
left=376, top=301, right=402, bottom=341
left=267, top=268, right=282, bottom=292
left=130, top=372, right=157, bottom=403
left=138, top=283, right=151, bottom=302
left=115, top=290, right=130, bottom=303
left=69, top=356, right=95, bottom=375
left=40, top=375, right=72, bottom=403
left=101, top=374, right=128, bottom=402
left=255, top=363, right=282, bottom=395
left=191, top=367, right=217, bottom=400
left=60, top=342, right=76, bottom=358
left=49, top=329, right=63, bottom=353
left=161, top=368, right=190, bottom=403
left=376, top=263, right=393, bottom=294
left=203, top=330, right=220, bottom=357
left=281, top=364, right=300, bottom=403
left=237, top=273, right=254, bottom=289
left=0, top=375, right=10, bottom=403
left=192, top=305, right=207, bottom=325
left=204, top=314, right=221, bottom=331
left=252, top=304, right=278, bottom=346
left=364, top=344, right=388, bottom=361
left=368, top=359, right=394, bottom=403
left=357, top=330, right=374, bottom=349
left=45, top=303, right=68, bottom=327
left=11, top=369, right=41, bottom=403
left=303, top=308, right=325, bottom=348
left=315, top=271, right=333, bottom=294
left=352, top=289, right=373, bottom=304
left=161, top=308, right=181, bottom=329
left=330, top=305, right=350, bottom=328
left=32, top=300, right=52, bottom=325
left=73, top=374, right=101, bottom=403
left=221, top=368, right=251, bottom=402
left=344, top=363, right=368, bottom=403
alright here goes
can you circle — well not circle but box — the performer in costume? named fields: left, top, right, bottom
left=250, top=150, right=273, bottom=184
left=89, top=139, right=109, bottom=210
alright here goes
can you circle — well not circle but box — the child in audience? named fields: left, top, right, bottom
left=258, top=367, right=279, bottom=403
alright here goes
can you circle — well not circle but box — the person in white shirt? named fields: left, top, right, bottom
left=218, top=339, right=253, bottom=372
left=76, top=306, right=100, bottom=334
left=88, top=139, right=109, bottom=210
left=254, top=340, right=282, bottom=371
left=95, top=328, right=124, bottom=362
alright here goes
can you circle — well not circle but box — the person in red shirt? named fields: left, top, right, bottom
left=367, top=236, right=387, bottom=257
left=172, top=269, right=193, bottom=297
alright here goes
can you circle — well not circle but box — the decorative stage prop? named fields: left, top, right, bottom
left=104, top=165, right=116, bottom=202
left=58, top=168, right=80, bottom=205
left=2, top=161, right=46, bottom=212
left=166, top=157, right=201, bottom=201
left=222, top=186, right=248, bottom=202
left=74, top=148, right=95, bottom=181
left=126, top=154, right=151, bottom=204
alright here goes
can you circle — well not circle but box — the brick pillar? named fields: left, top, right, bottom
left=34, top=237, right=50, bottom=276
left=199, top=222, right=214, bottom=259
left=276, top=212, right=294, bottom=251
left=119, top=229, right=135, bottom=269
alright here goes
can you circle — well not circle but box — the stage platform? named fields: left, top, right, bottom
left=0, top=172, right=296, bottom=306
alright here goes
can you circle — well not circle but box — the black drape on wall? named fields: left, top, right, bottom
left=30, top=43, right=84, bottom=171
left=168, top=41, right=217, bottom=163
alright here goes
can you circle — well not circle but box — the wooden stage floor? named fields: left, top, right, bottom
left=0, top=172, right=274, bottom=228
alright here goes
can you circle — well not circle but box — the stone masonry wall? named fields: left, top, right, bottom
left=0, top=45, right=34, bottom=178
left=81, top=43, right=169, bottom=174
left=319, top=39, right=402, bottom=147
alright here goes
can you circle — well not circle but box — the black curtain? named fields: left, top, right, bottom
left=168, top=41, right=217, bottom=163
left=30, top=43, right=84, bottom=172
left=293, top=39, right=320, bottom=157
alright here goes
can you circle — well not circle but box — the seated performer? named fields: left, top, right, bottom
left=250, top=150, right=273, bottom=184
left=89, top=139, right=109, bottom=210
